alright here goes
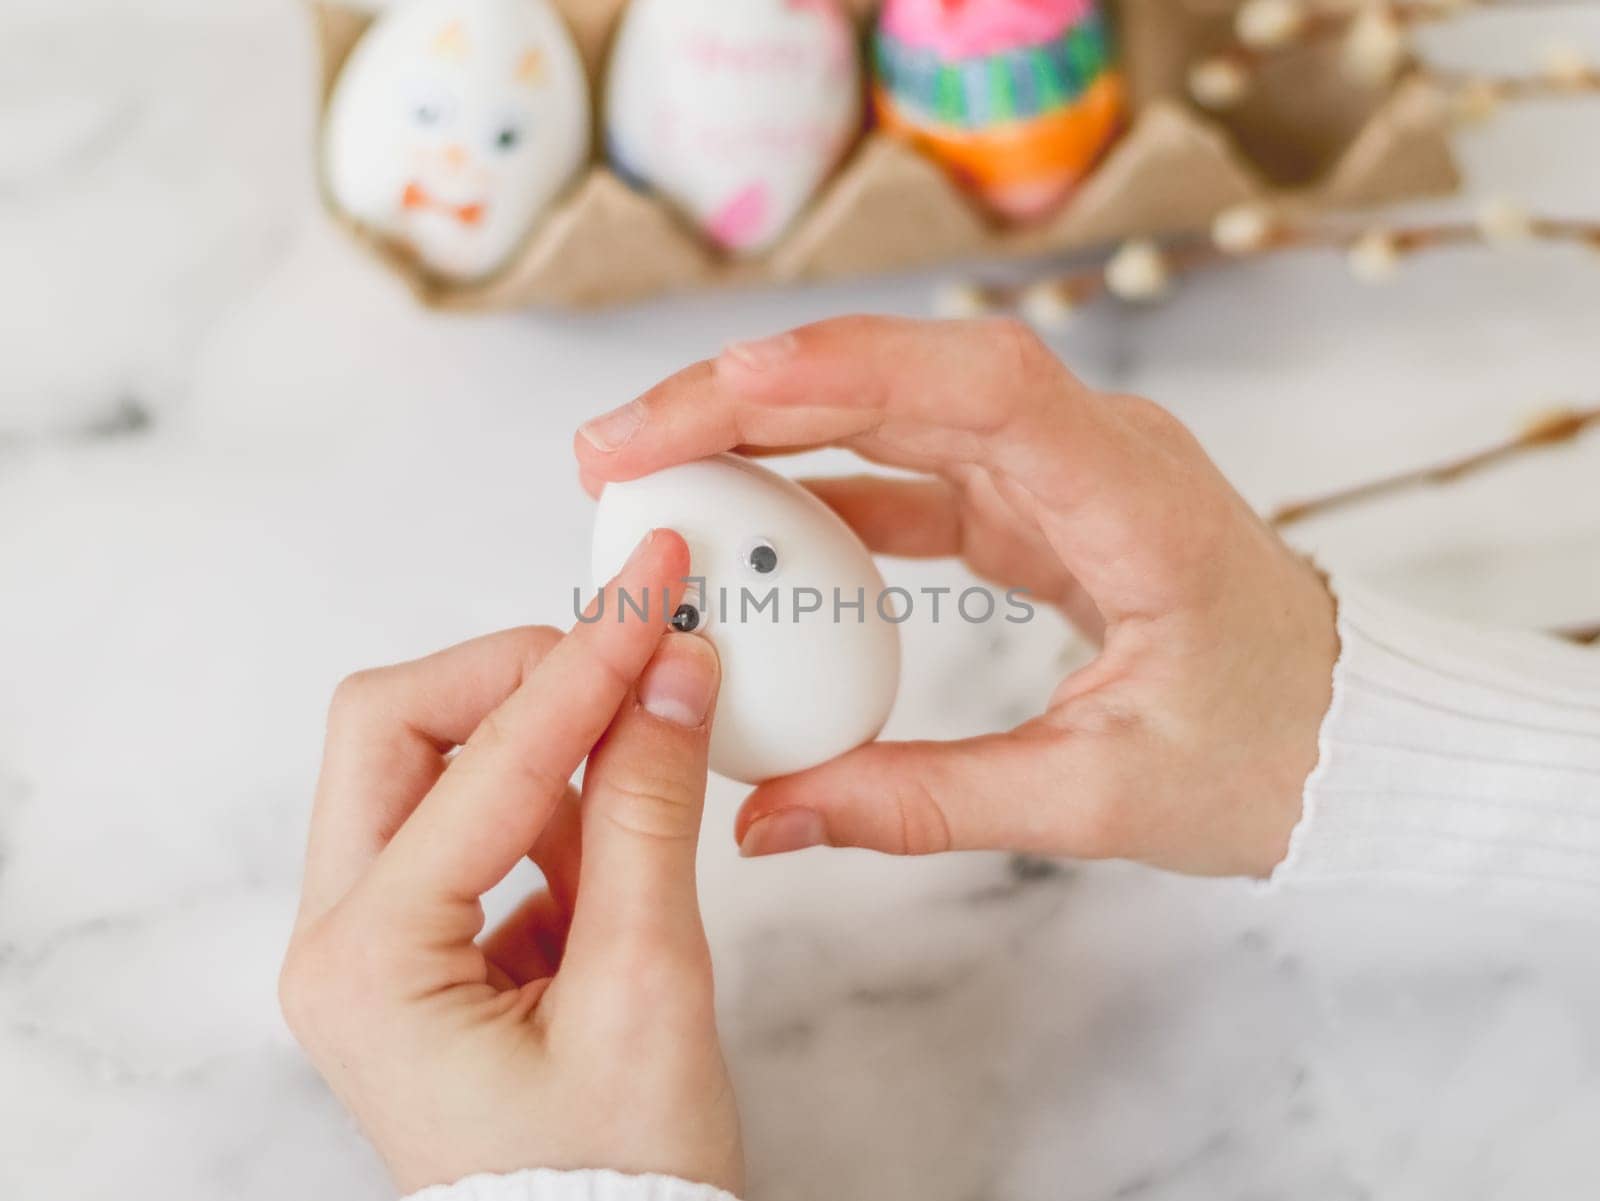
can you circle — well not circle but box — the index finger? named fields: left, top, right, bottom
left=575, top=315, right=1213, bottom=614
left=576, top=316, right=1067, bottom=480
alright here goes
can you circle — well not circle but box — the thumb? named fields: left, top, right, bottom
left=734, top=727, right=1118, bottom=859
left=564, top=634, right=721, bottom=969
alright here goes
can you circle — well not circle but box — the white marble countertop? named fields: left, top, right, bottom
left=2, top=1, right=1599, bottom=1197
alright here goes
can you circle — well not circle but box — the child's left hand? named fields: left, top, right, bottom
left=279, top=531, right=743, bottom=1196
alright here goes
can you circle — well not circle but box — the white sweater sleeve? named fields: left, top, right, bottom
left=1270, top=577, right=1600, bottom=906
left=403, top=1170, right=740, bottom=1201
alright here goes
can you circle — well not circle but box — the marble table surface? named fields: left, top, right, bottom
left=2, top=1, right=1598, bottom=1197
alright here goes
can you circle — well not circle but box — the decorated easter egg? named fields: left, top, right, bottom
left=604, top=0, right=863, bottom=256
left=591, top=455, right=900, bottom=784
left=323, top=0, right=590, bottom=282
left=873, top=0, right=1124, bottom=222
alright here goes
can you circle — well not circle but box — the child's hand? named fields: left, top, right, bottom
left=575, top=317, right=1338, bottom=880
left=279, top=531, right=743, bottom=1196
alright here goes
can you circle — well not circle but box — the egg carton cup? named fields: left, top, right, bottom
left=311, top=0, right=1461, bottom=310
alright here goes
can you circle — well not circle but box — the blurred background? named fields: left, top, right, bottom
left=1, top=0, right=1598, bottom=1197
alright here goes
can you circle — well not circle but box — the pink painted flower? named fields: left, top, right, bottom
left=707, top=182, right=773, bottom=250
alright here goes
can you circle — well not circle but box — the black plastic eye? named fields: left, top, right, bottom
left=494, top=126, right=521, bottom=151
left=671, top=603, right=701, bottom=634
left=746, top=540, right=778, bottom=575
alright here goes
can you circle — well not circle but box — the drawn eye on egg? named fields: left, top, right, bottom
left=487, top=108, right=531, bottom=154
left=404, top=81, right=456, bottom=129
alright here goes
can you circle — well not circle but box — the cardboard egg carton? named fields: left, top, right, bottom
left=312, top=0, right=1460, bottom=309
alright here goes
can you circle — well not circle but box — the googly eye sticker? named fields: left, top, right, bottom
left=742, top=537, right=779, bottom=577
left=671, top=579, right=711, bottom=635
left=670, top=599, right=702, bottom=633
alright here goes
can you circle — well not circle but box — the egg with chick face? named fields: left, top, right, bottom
left=604, top=0, right=863, bottom=256
left=591, top=455, right=901, bottom=784
left=323, top=0, right=590, bottom=282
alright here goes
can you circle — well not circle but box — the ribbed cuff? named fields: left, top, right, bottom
left=403, top=1170, right=740, bottom=1201
left=1270, top=576, right=1600, bottom=905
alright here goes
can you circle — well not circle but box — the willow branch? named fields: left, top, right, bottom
left=1188, top=0, right=1600, bottom=112
left=1272, top=409, right=1600, bottom=648
left=1433, top=63, right=1600, bottom=105
left=1206, top=1, right=1444, bottom=73
left=1270, top=406, right=1600, bottom=526
left=956, top=213, right=1600, bottom=317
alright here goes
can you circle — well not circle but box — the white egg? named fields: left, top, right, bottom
left=323, top=0, right=590, bottom=282
left=604, top=0, right=862, bottom=256
left=591, top=455, right=901, bottom=784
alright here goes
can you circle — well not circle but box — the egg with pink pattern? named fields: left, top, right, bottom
left=604, top=0, right=863, bottom=256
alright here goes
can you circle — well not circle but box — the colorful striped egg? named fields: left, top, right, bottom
left=873, top=0, right=1125, bottom=222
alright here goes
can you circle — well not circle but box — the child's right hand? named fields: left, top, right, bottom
left=279, top=530, right=743, bottom=1197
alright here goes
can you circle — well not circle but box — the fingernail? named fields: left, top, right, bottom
left=579, top=401, right=644, bottom=452
left=720, top=332, right=798, bottom=374
left=638, top=634, right=719, bottom=728
left=739, top=809, right=826, bottom=858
